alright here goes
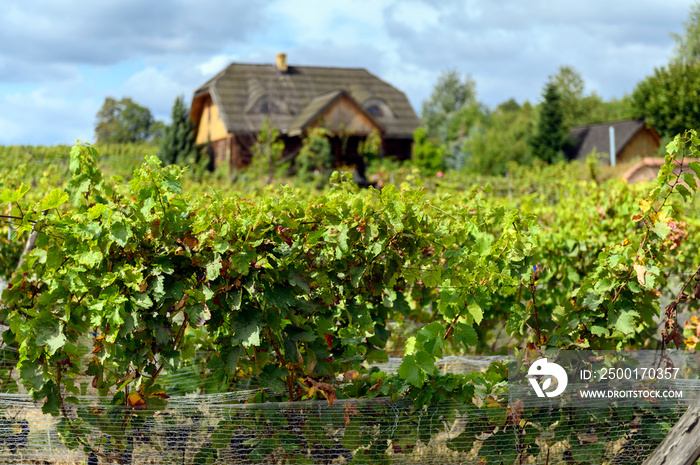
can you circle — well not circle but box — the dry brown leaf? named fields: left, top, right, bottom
left=174, top=293, right=188, bottom=311
left=305, top=377, right=337, bottom=406
left=181, top=235, right=198, bottom=250
left=368, top=378, right=382, bottom=392
left=578, top=433, right=598, bottom=444
left=148, top=390, right=170, bottom=400
left=117, top=372, right=136, bottom=385
left=507, top=399, right=524, bottom=425
left=344, top=404, right=359, bottom=426
left=634, top=264, right=646, bottom=286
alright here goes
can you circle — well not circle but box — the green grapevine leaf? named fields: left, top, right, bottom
left=40, top=188, right=69, bottom=210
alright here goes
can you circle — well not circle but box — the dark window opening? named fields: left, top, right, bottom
left=367, top=105, right=383, bottom=117
left=260, top=101, right=280, bottom=114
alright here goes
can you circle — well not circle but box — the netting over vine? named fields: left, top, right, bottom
left=0, top=392, right=692, bottom=465
left=0, top=344, right=696, bottom=464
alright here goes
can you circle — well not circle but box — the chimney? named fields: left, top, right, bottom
left=275, top=53, right=288, bottom=72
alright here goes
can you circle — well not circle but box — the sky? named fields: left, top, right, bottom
left=0, top=0, right=694, bottom=145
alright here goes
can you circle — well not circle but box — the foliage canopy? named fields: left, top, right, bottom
left=630, top=62, right=700, bottom=139
left=94, top=97, right=159, bottom=144
left=421, top=69, right=479, bottom=143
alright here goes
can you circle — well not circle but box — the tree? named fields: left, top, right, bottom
left=94, top=97, right=157, bottom=144
left=411, top=127, right=445, bottom=175
left=442, top=102, right=486, bottom=171
left=461, top=100, right=534, bottom=175
left=629, top=62, right=700, bottom=139
left=529, top=83, right=569, bottom=163
left=250, top=119, right=285, bottom=184
left=421, top=69, right=478, bottom=142
left=549, top=65, right=631, bottom=128
left=296, top=127, right=333, bottom=184
left=358, top=130, right=382, bottom=166
left=159, top=96, right=196, bottom=166
left=550, top=65, right=586, bottom=128
left=672, top=2, right=700, bottom=65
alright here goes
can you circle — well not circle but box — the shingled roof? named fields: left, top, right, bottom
left=192, top=63, right=420, bottom=138
left=566, top=119, right=654, bottom=160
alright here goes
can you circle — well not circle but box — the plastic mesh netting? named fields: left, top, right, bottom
left=0, top=346, right=695, bottom=464
left=0, top=393, right=691, bottom=465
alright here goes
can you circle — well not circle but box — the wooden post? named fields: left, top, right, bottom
left=642, top=393, right=700, bottom=465
left=15, top=227, right=39, bottom=273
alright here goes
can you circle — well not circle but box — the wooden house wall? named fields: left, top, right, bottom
left=618, top=129, right=660, bottom=164
left=311, top=95, right=380, bottom=135
left=195, top=98, right=229, bottom=145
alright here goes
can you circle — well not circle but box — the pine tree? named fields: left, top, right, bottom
left=529, top=83, right=569, bottom=163
left=159, top=96, right=196, bottom=166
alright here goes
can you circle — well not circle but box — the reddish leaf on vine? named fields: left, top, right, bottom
left=178, top=235, right=198, bottom=250
left=127, top=392, right=146, bottom=410
left=344, top=404, right=358, bottom=426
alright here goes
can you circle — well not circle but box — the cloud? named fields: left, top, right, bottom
left=383, top=0, right=694, bottom=106
left=0, top=1, right=270, bottom=82
left=197, top=54, right=241, bottom=77
left=0, top=87, right=97, bottom=144
left=271, top=0, right=388, bottom=44
left=118, top=67, right=186, bottom=120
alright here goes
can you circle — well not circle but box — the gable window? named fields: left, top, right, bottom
left=367, top=105, right=383, bottom=117
left=260, top=100, right=280, bottom=114
left=250, top=95, right=286, bottom=114
left=363, top=98, right=393, bottom=119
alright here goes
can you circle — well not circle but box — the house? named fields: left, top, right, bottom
left=189, top=54, right=421, bottom=172
left=621, top=157, right=700, bottom=184
left=565, top=119, right=661, bottom=164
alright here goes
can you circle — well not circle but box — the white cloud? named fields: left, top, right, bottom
left=120, top=67, right=186, bottom=120
left=0, top=0, right=269, bottom=79
left=390, top=1, right=440, bottom=32
left=271, top=0, right=388, bottom=43
left=0, top=87, right=97, bottom=144
left=197, top=54, right=239, bottom=77
left=383, top=0, right=694, bottom=106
